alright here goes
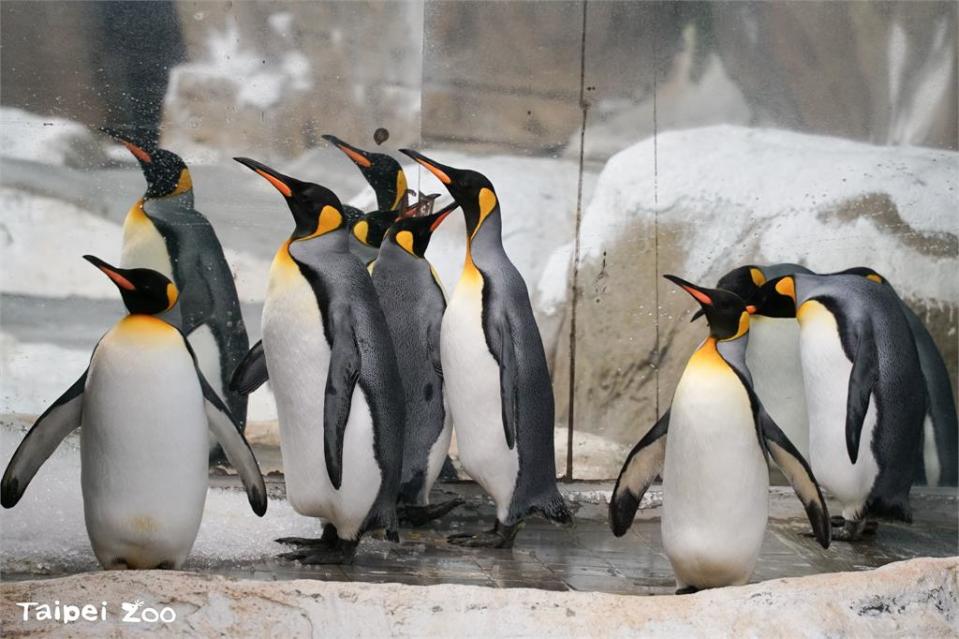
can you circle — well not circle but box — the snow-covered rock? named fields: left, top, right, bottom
left=544, top=125, right=958, bottom=453
left=2, top=557, right=955, bottom=637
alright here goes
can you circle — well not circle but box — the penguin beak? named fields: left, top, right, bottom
left=429, top=201, right=459, bottom=231
left=664, top=274, right=714, bottom=307
left=746, top=305, right=758, bottom=314
left=399, top=149, right=454, bottom=185
left=99, top=128, right=154, bottom=164
left=83, top=255, right=136, bottom=291
left=234, top=157, right=295, bottom=198
left=322, top=134, right=373, bottom=169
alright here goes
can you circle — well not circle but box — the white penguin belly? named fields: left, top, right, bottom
left=662, top=352, right=768, bottom=589
left=747, top=316, right=809, bottom=458
left=263, top=262, right=381, bottom=540
left=421, top=404, right=454, bottom=504
left=441, top=275, right=519, bottom=522
left=121, top=206, right=174, bottom=280
left=798, top=301, right=880, bottom=519
left=81, top=317, right=208, bottom=569
left=187, top=324, right=226, bottom=453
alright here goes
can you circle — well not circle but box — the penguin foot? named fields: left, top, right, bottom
left=675, top=586, right=699, bottom=595
left=282, top=539, right=358, bottom=565
left=830, top=515, right=846, bottom=527
left=276, top=523, right=339, bottom=547
left=399, top=498, right=466, bottom=527
left=447, top=521, right=521, bottom=548
left=831, top=518, right=870, bottom=542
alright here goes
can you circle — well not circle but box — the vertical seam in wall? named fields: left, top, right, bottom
left=566, top=0, right=589, bottom=481
left=653, top=9, right=660, bottom=423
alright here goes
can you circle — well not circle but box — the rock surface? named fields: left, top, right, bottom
left=2, top=557, right=956, bottom=637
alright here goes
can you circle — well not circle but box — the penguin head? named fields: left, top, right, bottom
left=399, top=149, right=498, bottom=238
left=750, top=275, right=798, bottom=318
left=84, top=255, right=178, bottom=315
left=352, top=208, right=399, bottom=249
left=386, top=201, right=459, bottom=258
left=665, top=274, right=749, bottom=341
left=690, top=264, right=767, bottom=322
left=108, top=132, right=192, bottom=199
left=234, top=157, right=346, bottom=241
left=323, top=134, right=407, bottom=211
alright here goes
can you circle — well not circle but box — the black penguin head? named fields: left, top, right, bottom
left=323, top=134, right=407, bottom=211
left=399, top=149, right=498, bottom=237
left=107, top=132, right=192, bottom=199
left=352, top=208, right=399, bottom=248
left=386, top=201, right=459, bottom=258
left=234, top=157, right=346, bottom=241
left=690, top=264, right=767, bottom=322
left=84, top=255, right=178, bottom=315
left=750, top=276, right=798, bottom=318
left=664, top=274, right=749, bottom=341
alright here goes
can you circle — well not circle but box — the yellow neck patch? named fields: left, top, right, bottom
left=688, top=337, right=730, bottom=372
left=396, top=230, right=415, bottom=255
left=170, top=168, right=193, bottom=196
left=749, top=267, right=766, bottom=287
left=165, top=283, right=179, bottom=311
left=126, top=198, right=150, bottom=226
left=353, top=220, right=370, bottom=245
left=775, top=276, right=796, bottom=301
left=475, top=187, right=497, bottom=237
left=296, top=205, right=342, bottom=241
left=721, top=311, right=750, bottom=341
left=393, top=170, right=408, bottom=211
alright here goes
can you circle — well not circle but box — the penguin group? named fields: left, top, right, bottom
left=1, top=132, right=570, bottom=568
left=611, top=262, right=956, bottom=593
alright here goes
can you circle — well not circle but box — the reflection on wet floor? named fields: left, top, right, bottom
left=208, top=481, right=958, bottom=596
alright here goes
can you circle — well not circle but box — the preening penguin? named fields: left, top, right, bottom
left=1, top=257, right=266, bottom=570
left=752, top=273, right=926, bottom=540
left=232, top=157, right=405, bottom=563
left=609, top=276, right=829, bottom=594
left=400, top=149, right=571, bottom=547
left=109, top=133, right=250, bottom=463
left=372, top=202, right=464, bottom=525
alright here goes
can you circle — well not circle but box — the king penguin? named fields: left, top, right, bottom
left=752, top=273, right=926, bottom=540
left=372, top=202, right=464, bottom=524
left=833, top=267, right=957, bottom=488
left=710, top=264, right=814, bottom=458
left=400, top=149, right=571, bottom=547
left=110, top=134, right=250, bottom=463
left=323, top=134, right=409, bottom=212
left=230, top=157, right=405, bottom=563
left=610, top=275, right=829, bottom=594
left=1, top=256, right=266, bottom=570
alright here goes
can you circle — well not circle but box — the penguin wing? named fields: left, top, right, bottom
left=758, top=408, right=830, bottom=548
left=427, top=318, right=443, bottom=379
left=609, top=410, right=669, bottom=536
left=198, top=371, right=268, bottom=516
left=1, top=370, right=87, bottom=508
left=230, top=340, right=269, bottom=394
left=846, top=319, right=879, bottom=464
left=323, top=317, right=361, bottom=490
left=488, top=314, right=519, bottom=450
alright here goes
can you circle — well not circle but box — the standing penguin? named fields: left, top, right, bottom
left=110, top=135, right=250, bottom=462
left=231, top=157, right=404, bottom=563
left=323, top=134, right=409, bottom=212
left=399, top=149, right=570, bottom=547
left=752, top=273, right=926, bottom=540
left=1, top=257, right=266, bottom=569
left=610, top=276, right=829, bottom=594
left=833, top=267, right=957, bottom=488
left=711, top=264, right=814, bottom=458
left=372, top=202, right=464, bottom=524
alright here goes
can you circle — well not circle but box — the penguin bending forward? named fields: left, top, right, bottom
left=752, top=273, right=926, bottom=540
left=610, top=276, right=829, bottom=594
left=232, top=158, right=405, bottom=563
left=372, top=202, right=464, bottom=525
left=111, top=135, right=250, bottom=463
left=1, top=257, right=266, bottom=569
left=400, top=149, right=571, bottom=547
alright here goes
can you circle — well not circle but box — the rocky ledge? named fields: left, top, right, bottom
left=2, top=557, right=956, bottom=637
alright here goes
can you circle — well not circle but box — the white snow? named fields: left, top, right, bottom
left=0, top=187, right=272, bottom=302
left=0, top=107, right=98, bottom=166
left=568, top=125, right=958, bottom=305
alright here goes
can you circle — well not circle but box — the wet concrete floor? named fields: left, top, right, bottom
left=208, top=479, right=958, bottom=596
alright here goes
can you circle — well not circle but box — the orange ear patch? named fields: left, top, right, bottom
left=122, top=141, right=152, bottom=164
left=255, top=169, right=292, bottom=197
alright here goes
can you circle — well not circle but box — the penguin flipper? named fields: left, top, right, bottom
left=427, top=319, right=443, bottom=380
left=609, top=410, right=669, bottom=536
left=230, top=340, right=269, bottom=394
left=758, top=408, right=830, bottom=548
left=199, top=372, right=268, bottom=516
left=489, top=315, right=518, bottom=450
left=846, top=321, right=878, bottom=465
left=323, top=319, right=361, bottom=490
left=1, top=370, right=86, bottom=508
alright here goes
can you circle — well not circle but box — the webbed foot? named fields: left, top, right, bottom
left=447, top=521, right=521, bottom=548
left=399, top=498, right=465, bottom=527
